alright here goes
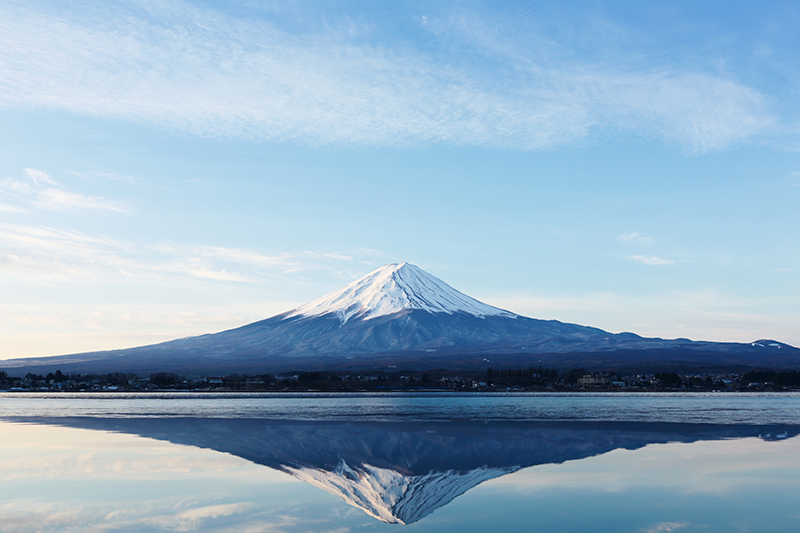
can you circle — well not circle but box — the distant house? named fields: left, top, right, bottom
left=208, top=377, right=247, bottom=388
left=578, top=374, right=612, bottom=387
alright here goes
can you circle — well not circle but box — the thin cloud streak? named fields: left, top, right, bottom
left=0, top=223, right=360, bottom=286
left=630, top=255, right=675, bottom=265
left=33, top=187, right=128, bottom=213
left=22, top=167, right=59, bottom=186
left=0, top=1, right=776, bottom=152
left=620, top=232, right=655, bottom=244
left=0, top=169, right=129, bottom=213
left=643, top=523, right=690, bottom=533
left=0, top=203, right=25, bottom=213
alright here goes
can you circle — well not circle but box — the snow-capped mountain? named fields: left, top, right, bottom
left=286, top=459, right=517, bottom=524
left=4, top=262, right=799, bottom=375
left=285, top=262, right=516, bottom=324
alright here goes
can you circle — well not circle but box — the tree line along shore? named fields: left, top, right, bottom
left=2, top=367, right=800, bottom=392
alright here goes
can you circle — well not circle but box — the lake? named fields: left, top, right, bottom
left=1, top=392, right=799, bottom=532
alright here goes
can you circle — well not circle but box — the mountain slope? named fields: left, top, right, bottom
left=286, top=262, right=516, bottom=323
left=286, top=460, right=517, bottom=524
left=3, top=262, right=799, bottom=374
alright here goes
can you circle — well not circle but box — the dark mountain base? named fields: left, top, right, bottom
left=5, top=345, right=800, bottom=377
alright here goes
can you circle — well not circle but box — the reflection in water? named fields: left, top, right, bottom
left=8, top=417, right=798, bottom=525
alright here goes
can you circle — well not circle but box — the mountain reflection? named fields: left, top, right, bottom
left=10, top=417, right=798, bottom=524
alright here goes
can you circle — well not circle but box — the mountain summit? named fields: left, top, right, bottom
left=285, top=262, right=516, bottom=324
left=4, top=262, right=799, bottom=375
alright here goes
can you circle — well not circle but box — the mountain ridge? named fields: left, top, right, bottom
left=285, top=262, right=517, bottom=323
left=2, top=262, right=799, bottom=375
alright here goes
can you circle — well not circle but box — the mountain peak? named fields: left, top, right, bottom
left=284, top=459, right=517, bottom=524
left=285, top=262, right=516, bottom=324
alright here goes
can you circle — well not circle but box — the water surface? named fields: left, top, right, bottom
left=1, top=393, right=799, bottom=532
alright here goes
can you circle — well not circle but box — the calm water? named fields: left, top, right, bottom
left=3, top=391, right=800, bottom=423
left=1, top=392, right=799, bottom=532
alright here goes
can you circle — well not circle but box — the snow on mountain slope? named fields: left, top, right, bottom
left=285, top=262, right=516, bottom=325
left=285, top=458, right=518, bottom=524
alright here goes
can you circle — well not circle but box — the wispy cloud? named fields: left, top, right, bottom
left=175, top=503, right=251, bottom=522
left=495, top=436, right=800, bottom=496
left=0, top=1, right=777, bottom=152
left=0, top=420, right=324, bottom=533
left=0, top=169, right=129, bottom=213
left=620, top=232, right=655, bottom=244
left=67, top=169, right=141, bottom=184
left=0, top=301, right=306, bottom=358
left=0, top=223, right=383, bottom=357
left=22, top=167, right=59, bottom=187
left=642, top=523, right=690, bottom=533
left=0, top=203, right=25, bottom=213
left=0, top=497, right=312, bottom=533
left=630, top=255, right=675, bottom=265
left=34, top=187, right=128, bottom=213
left=0, top=223, right=359, bottom=286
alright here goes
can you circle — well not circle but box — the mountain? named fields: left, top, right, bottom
left=285, top=262, right=517, bottom=323
left=8, top=416, right=798, bottom=524
left=3, top=262, right=799, bottom=374
left=285, top=460, right=516, bottom=524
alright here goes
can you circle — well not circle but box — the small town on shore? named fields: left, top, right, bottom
left=2, top=367, right=799, bottom=393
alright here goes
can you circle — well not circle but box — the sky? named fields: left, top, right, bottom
left=1, top=0, right=799, bottom=359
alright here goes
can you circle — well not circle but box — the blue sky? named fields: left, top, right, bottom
left=1, top=0, right=798, bottom=358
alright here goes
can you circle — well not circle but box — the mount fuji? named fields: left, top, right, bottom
left=284, top=262, right=517, bottom=323
left=4, top=262, right=799, bottom=374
